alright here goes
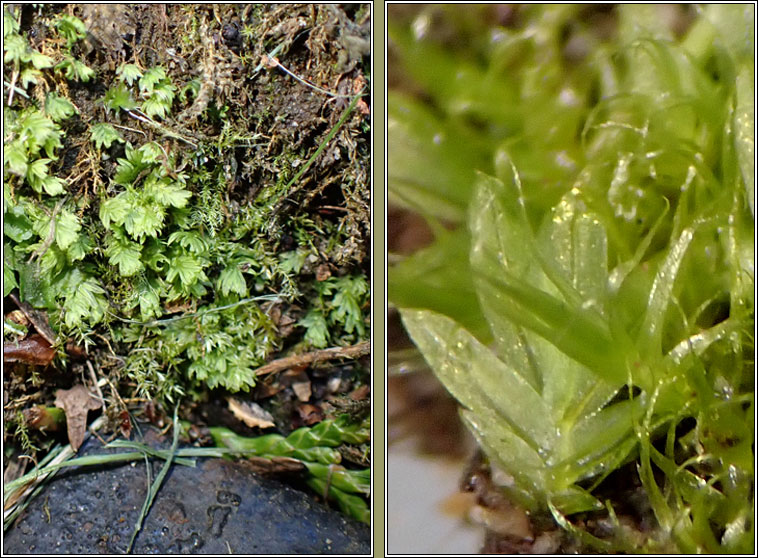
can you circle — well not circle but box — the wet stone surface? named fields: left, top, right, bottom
left=4, top=429, right=370, bottom=554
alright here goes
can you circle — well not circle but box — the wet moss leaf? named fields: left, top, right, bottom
left=123, top=203, right=165, bottom=239
left=31, top=207, right=80, bottom=252
left=116, top=62, right=142, bottom=85
left=44, top=92, right=77, bottom=122
left=4, top=205, right=34, bottom=242
left=55, top=209, right=81, bottom=251
left=469, top=173, right=626, bottom=387
left=388, top=23, right=518, bottom=130
left=702, top=4, right=755, bottom=64
left=61, top=273, right=107, bottom=328
left=90, top=122, right=123, bottom=150
left=134, top=277, right=161, bottom=320
left=105, top=234, right=144, bottom=276
left=4, top=265, right=18, bottom=296
left=4, top=139, right=28, bottom=176
left=218, top=264, right=247, bottom=296
left=388, top=92, right=486, bottom=223
left=4, top=33, right=27, bottom=63
left=139, top=66, right=167, bottom=94
left=459, top=405, right=547, bottom=510
left=103, top=83, right=136, bottom=113
left=734, top=66, right=754, bottom=216
left=389, top=5, right=753, bottom=551
left=389, top=228, right=490, bottom=342
left=401, top=309, right=556, bottom=454
left=55, top=14, right=87, bottom=46
left=166, top=253, right=203, bottom=286
left=299, top=309, right=329, bottom=348
left=99, top=193, right=130, bottom=230
left=17, top=260, right=54, bottom=309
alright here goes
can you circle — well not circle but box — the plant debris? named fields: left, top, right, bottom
left=3, top=334, right=55, bottom=366
left=8, top=294, right=57, bottom=345
left=227, top=397, right=275, bottom=430
left=54, top=384, right=102, bottom=451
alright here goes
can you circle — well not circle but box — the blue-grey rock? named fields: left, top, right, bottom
left=4, top=427, right=370, bottom=554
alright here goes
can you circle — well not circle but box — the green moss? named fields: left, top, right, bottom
left=390, top=4, right=753, bottom=553
left=3, top=5, right=370, bottom=400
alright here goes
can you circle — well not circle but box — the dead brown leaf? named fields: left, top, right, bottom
left=227, top=397, right=276, bottom=429
left=292, top=379, right=312, bottom=402
left=3, top=334, right=56, bottom=366
left=315, top=263, right=331, bottom=281
left=65, top=341, right=87, bottom=361
left=22, top=405, right=64, bottom=432
left=261, top=54, right=280, bottom=69
left=254, top=378, right=285, bottom=399
left=3, top=454, right=29, bottom=487
left=144, top=400, right=165, bottom=427
left=296, top=403, right=323, bottom=425
left=6, top=310, right=30, bottom=328
left=9, top=294, right=57, bottom=345
left=355, top=98, right=370, bottom=116
left=54, top=385, right=102, bottom=451
left=349, top=384, right=370, bottom=401
left=164, top=299, right=194, bottom=314
left=118, top=409, right=132, bottom=439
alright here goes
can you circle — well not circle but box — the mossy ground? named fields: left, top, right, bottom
left=3, top=3, right=371, bottom=521
left=389, top=4, right=753, bottom=553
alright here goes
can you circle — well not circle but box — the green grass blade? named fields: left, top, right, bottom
left=105, top=440, right=196, bottom=467
left=4, top=451, right=150, bottom=495
left=126, top=404, right=180, bottom=553
left=284, top=92, right=363, bottom=195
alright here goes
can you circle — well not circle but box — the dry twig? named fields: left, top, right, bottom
left=253, top=341, right=370, bottom=377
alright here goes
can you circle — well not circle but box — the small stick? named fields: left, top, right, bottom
left=253, top=341, right=370, bottom=377
left=85, top=360, right=106, bottom=407
left=6, top=67, right=19, bottom=106
left=5, top=76, right=28, bottom=102
left=262, top=55, right=355, bottom=99
left=125, top=109, right=198, bottom=147
left=111, top=123, right=146, bottom=137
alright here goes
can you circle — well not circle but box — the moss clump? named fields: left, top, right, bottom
left=389, top=4, right=753, bottom=553
left=4, top=4, right=370, bottom=398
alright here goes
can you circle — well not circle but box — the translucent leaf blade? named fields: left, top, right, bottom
left=389, top=229, right=490, bottom=342
left=460, top=407, right=545, bottom=509
left=401, top=309, right=556, bottom=452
